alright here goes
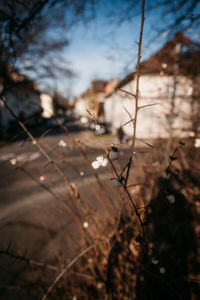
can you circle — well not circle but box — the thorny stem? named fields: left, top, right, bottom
left=130, top=0, right=145, bottom=157
left=108, top=156, right=147, bottom=247
left=118, top=0, right=145, bottom=185
left=107, top=0, right=147, bottom=247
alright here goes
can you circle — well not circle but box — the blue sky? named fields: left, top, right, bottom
left=47, top=0, right=200, bottom=97
left=62, top=16, right=159, bottom=97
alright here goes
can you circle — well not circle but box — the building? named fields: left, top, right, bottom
left=0, top=68, right=54, bottom=133
left=104, top=32, right=200, bottom=139
left=75, top=79, right=119, bottom=120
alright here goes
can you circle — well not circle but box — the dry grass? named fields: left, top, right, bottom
left=0, top=0, right=200, bottom=298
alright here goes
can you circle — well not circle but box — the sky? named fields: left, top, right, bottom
left=41, top=0, right=200, bottom=98
left=61, top=7, right=159, bottom=97
left=65, top=17, right=140, bottom=96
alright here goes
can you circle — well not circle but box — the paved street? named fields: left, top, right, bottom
left=0, top=126, right=129, bottom=264
left=0, top=122, right=150, bottom=300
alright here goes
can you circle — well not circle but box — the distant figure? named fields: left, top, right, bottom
left=117, top=126, right=124, bottom=144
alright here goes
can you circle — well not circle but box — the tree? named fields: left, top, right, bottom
left=112, top=0, right=200, bottom=35
left=0, top=0, right=95, bottom=90
left=0, top=0, right=199, bottom=94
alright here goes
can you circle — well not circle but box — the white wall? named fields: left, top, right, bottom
left=104, top=74, right=196, bottom=139
left=74, top=98, right=88, bottom=117
left=40, top=93, right=54, bottom=118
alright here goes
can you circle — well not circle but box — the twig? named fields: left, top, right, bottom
left=119, top=88, right=136, bottom=99
left=137, top=138, right=154, bottom=148
left=0, top=96, right=81, bottom=203
left=138, top=103, right=159, bottom=110
left=122, top=118, right=135, bottom=127
left=0, top=249, right=59, bottom=271
left=42, top=241, right=106, bottom=300
left=165, top=141, right=185, bottom=180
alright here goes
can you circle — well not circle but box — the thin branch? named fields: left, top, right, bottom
left=137, top=138, right=154, bottom=148
left=165, top=141, right=185, bottom=180
left=123, top=105, right=134, bottom=122
left=138, top=103, right=160, bottom=110
left=0, top=96, right=81, bottom=203
left=118, top=88, right=136, bottom=99
left=42, top=241, right=105, bottom=300
left=122, top=118, right=135, bottom=128
left=122, top=105, right=136, bottom=130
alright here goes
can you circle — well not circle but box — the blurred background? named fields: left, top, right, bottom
left=0, top=1, right=200, bottom=299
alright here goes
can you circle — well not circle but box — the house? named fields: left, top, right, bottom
left=104, top=32, right=200, bottom=139
left=0, top=67, right=54, bottom=134
left=75, top=79, right=119, bottom=120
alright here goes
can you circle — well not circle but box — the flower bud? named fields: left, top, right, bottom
left=109, top=146, right=118, bottom=160
left=111, top=178, right=122, bottom=187
left=167, top=194, right=175, bottom=204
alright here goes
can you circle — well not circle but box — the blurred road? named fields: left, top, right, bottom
left=0, top=121, right=131, bottom=263
left=0, top=119, right=150, bottom=300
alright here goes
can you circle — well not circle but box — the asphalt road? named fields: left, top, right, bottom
left=0, top=123, right=150, bottom=299
left=0, top=128, right=129, bottom=263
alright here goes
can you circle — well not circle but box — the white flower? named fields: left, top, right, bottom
left=91, top=155, right=108, bottom=169
left=58, top=139, right=67, bottom=147
left=96, top=155, right=104, bottom=163
left=162, top=63, right=167, bottom=69
left=97, top=282, right=103, bottom=289
left=189, top=131, right=195, bottom=137
left=167, top=194, right=175, bottom=204
left=9, top=158, right=16, bottom=165
left=194, top=138, right=200, bottom=148
left=102, top=158, right=108, bottom=167
left=40, top=176, right=45, bottom=181
left=91, top=160, right=101, bottom=169
left=152, top=257, right=159, bottom=265
left=83, top=222, right=89, bottom=228
left=160, top=267, right=166, bottom=274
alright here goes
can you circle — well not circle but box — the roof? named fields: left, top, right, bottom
left=116, top=72, right=134, bottom=90
left=80, top=80, right=108, bottom=98
left=115, top=32, right=200, bottom=90
left=0, top=65, right=39, bottom=93
left=90, top=80, right=108, bottom=93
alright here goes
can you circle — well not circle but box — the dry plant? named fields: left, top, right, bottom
left=0, top=0, right=200, bottom=299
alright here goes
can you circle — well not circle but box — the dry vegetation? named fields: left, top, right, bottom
left=0, top=1, right=200, bottom=299
left=0, top=136, right=199, bottom=300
